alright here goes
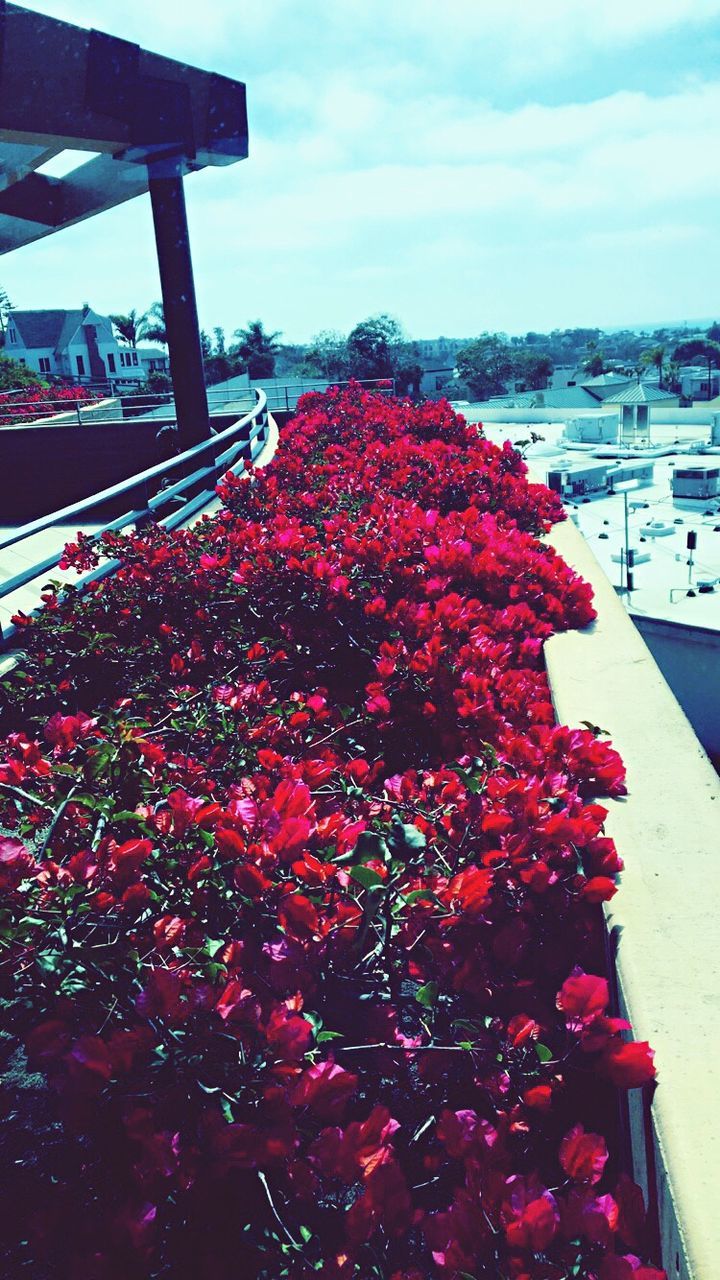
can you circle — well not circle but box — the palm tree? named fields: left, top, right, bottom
left=110, top=308, right=147, bottom=346
left=138, top=302, right=167, bottom=346
left=231, top=319, right=282, bottom=379
left=665, top=359, right=681, bottom=394
left=582, top=339, right=605, bottom=377
left=640, top=344, right=665, bottom=388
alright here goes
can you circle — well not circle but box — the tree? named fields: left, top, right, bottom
left=139, top=302, right=167, bottom=346
left=513, top=350, right=554, bottom=391
left=707, top=322, right=720, bottom=343
left=110, top=308, right=147, bottom=346
left=582, top=339, right=605, bottom=377
left=0, top=285, right=13, bottom=339
left=394, top=351, right=424, bottom=399
left=0, top=354, right=48, bottom=390
left=673, top=338, right=720, bottom=399
left=302, top=330, right=351, bottom=382
left=231, top=320, right=282, bottom=379
left=346, top=314, right=405, bottom=381
left=202, top=327, right=237, bottom=386
left=455, top=333, right=515, bottom=400
left=665, top=359, right=681, bottom=393
left=639, top=344, right=665, bottom=387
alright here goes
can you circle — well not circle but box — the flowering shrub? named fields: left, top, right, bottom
left=0, top=383, right=97, bottom=426
left=0, top=385, right=663, bottom=1279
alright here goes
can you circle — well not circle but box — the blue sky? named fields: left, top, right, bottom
left=4, top=0, right=720, bottom=342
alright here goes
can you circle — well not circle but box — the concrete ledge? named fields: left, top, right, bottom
left=544, top=518, right=719, bottom=1280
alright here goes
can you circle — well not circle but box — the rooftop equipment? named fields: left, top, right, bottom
left=672, top=466, right=720, bottom=501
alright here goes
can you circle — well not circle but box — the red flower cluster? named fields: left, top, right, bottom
left=0, top=385, right=663, bottom=1279
left=0, top=382, right=97, bottom=426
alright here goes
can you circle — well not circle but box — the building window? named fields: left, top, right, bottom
left=131, top=351, right=138, bottom=365
left=39, top=356, right=51, bottom=373
left=76, top=355, right=85, bottom=376
left=7, top=325, right=16, bottom=344
left=107, top=353, right=116, bottom=373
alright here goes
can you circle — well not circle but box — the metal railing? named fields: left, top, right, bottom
left=0, top=377, right=394, bottom=429
left=0, top=387, right=269, bottom=648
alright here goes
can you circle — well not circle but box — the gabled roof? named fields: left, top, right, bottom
left=10, top=308, right=85, bottom=352
left=606, top=382, right=677, bottom=404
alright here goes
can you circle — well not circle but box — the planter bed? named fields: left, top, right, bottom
left=0, top=385, right=663, bottom=1279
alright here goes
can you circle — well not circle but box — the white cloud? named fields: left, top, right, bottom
left=5, top=1, right=720, bottom=338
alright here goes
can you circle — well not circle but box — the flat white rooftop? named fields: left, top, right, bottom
left=469, top=412, right=720, bottom=631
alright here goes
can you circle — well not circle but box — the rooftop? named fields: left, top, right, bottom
left=475, top=414, right=720, bottom=630
left=10, top=307, right=90, bottom=351
left=605, top=382, right=679, bottom=404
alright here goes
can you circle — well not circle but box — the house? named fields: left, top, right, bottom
left=5, top=305, right=145, bottom=384
left=419, top=363, right=455, bottom=396
left=679, top=365, right=720, bottom=401
left=138, top=346, right=170, bottom=377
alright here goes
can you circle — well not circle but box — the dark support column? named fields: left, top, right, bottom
left=148, top=172, right=210, bottom=449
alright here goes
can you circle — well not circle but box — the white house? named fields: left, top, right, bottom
left=138, top=346, right=170, bottom=377
left=5, top=305, right=145, bottom=384
left=679, top=365, right=720, bottom=401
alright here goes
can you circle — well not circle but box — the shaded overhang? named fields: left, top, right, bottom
left=0, top=1, right=248, bottom=252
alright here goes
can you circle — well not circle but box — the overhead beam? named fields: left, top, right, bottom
left=0, top=2, right=248, bottom=253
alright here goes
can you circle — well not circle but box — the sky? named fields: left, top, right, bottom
left=3, top=0, right=720, bottom=343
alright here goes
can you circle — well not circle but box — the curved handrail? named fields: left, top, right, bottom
left=0, top=388, right=270, bottom=645
left=0, top=387, right=267, bottom=554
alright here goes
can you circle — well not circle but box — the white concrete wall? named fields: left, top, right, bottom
left=544, top=519, right=720, bottom=1280
left=630, top=615, right=720, bottom=759
left=472, top=406, right=720, bottom=428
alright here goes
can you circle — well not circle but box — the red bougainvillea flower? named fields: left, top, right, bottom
left=502, top=1175, right=560, bottom=1251
left=0, top=385, right=664, bottom=1279
left=559, top=1124, right=609, bottom=1185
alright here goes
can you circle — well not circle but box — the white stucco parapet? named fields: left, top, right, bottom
left=543, top=516, right=720, bottom=1280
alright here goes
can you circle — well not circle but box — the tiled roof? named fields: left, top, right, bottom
left=10, top=308, right=85, bottom=352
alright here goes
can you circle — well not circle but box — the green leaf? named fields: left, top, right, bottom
left=535, top=1042, right=553, bottom=1063
left=316, top=1030, right=343, bottom=1043
left=220, top=1097, right=235, bottom=1124
left=415, top=981, right=439, bottom=1008
left=204, top=939, right=226, bottom=958
left=299, top=1225, right=313, bottom=1243
left=354, top=830, right=390, bottom=862
left=403, top=888, right=437, bottom=905
left=389, top=818, right=426, bottom=853
left=349, top=865, right=385, bottom=890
